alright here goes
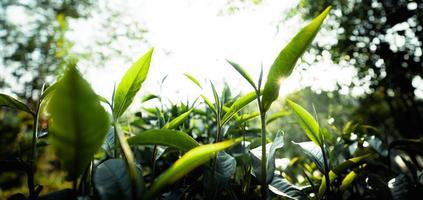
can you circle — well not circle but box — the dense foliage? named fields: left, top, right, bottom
left=1, top=4, right=422, bottom=200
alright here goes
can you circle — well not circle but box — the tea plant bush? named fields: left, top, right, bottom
left=1, top=5, right=422, bottom=200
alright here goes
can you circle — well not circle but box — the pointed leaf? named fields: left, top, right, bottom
left=162, top=109, right=193, bottom=129
left=201, top=94, right=217, bottom=115
left=141, top=94, right=159, bottom=103
left=340, top=171, right=357, bottom=192
left=184, top=73, right=202, bottom=89
left=128, top=129, right=199, bottom=152
left=266, top=110, right=290, bottom=125
left=287, top=99, right=322, bottom=146
left=47, top=66, right=110, bottom=179
left=146, top=138, right=241, bottom=198
left=221, top=91, right=258, bottom=126
left=0, top=94, right=33, bottom=115
left=262, top=6, right=331, bottom=111
left=113, top=48, right=154, bottom=118
left=226, top=60, right=256, bottom=90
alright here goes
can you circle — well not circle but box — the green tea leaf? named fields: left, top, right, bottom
left=262, top=6, right=331, bottom=111
left=0, top=94, right=33, bottom=115
left=128, top=129, right=199, bottom=152
left=226, top=60, right=257, bottom=90
left=201, top=94, right=217, bottom=115
left=237, top=112, right=260, bottom=124
left=286, top=99, right=322, bottom=146
left=269, top=174, right=307, bottom=200
left=94, top=159, right=144, bottom=200
left=292, top=141, right=324, bottom=173
left=184, top=73, right=202, bottom=89
left=340, top=171, right=357, bottom=192
left=113, top=48, right=154, bottom=119
left=250, top=132, right=284, bottom=183
left=146, top=138, right=241, bottom=198
left=141, top=94, right=159, bottom=103
left=266, top=110, right=290, bottom=125
left=162, top=108, right=193, bottom=129
left=221, top=91, right=257, bottom=126
left=47, top=66, right=110, bottom=179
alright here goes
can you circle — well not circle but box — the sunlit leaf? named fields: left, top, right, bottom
left=262, top=6, right=331, bottom=111
left=146, top=138, right=241, bottom=198
left=141, top=94, right=159, bottom=103
left=237, top=112, right=260, bottom=124
left=266, top=110, right=290, bottom=125
left=128, top=129, right=199, bottom=152
left=0, top=94, right=33, bottom=115
left=221, top=91, right=258, bottom=126
left=340, top=171, right=357, bottom=192
left=226, top=60, right=257, bottom=90
left=201, top=94, right=217, bottom=115
left=113, top=48, right=154, bottom=119
left=47, top=66, right=110, bottom=179
left=162, top=108, right=193, bottom=129
left=286, top=99, right=322, bottom=146
left=184, top=73, right=202, bottom=89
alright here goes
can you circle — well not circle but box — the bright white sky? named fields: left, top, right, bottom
left=67, top=0, right=358, bottom=108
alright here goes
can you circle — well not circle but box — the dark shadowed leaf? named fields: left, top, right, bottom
left=94, top=159, right=144, bottom=200
left=216, top=151, right=236, bottom=181
left=38, top=189, right=75, bottom=200
left=293, top=141, right=324, bottom=173
left=47, top=66, right=110, bottom=179
left=113, top=48, right=154, bottom=119
left=250, top=132, right=284, bottom=183
left=269, top=174, right=307, bottom=200
left=0, top=94, right=33, bottom=115
left=262, top=6, right=331, bottom=111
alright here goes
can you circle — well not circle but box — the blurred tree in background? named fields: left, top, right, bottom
left=298, top=0, right=423, bottom=138
left=0, top=0, right=95, bottom=106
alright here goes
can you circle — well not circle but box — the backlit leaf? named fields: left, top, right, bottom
left=0, top=94, right=33, bottom=115
left=47, top=66, right=110, bottom=179
left=146, top=138, right=241, bottom=198
left=286, top=99, right=322, bottom=146
left=113, top=48, right=154, bottom=119
left=262, top=6, right=331, bottom=111
left=162, top=109, right=193, bottom=130
left=128, top=129, right=199, bottom=152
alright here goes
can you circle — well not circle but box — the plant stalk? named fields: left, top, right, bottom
left=28, top=97, right=41, bottom=199
left=114, top=122, right=139, bottom=200
left=320, top=145, right=331, bottom=198
left=256, top=91, right=267, bottom=200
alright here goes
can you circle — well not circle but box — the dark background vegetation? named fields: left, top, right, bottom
left=1, top=0, right=422, bottom=199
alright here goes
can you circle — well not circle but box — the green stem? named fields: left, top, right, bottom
left=114, top=122, right=139, bottom=200
left=28, top=97, right=41, bottom=199
left=256, top=91, right=267, bottom=200
left=321, top=145, right=331, bottom=198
